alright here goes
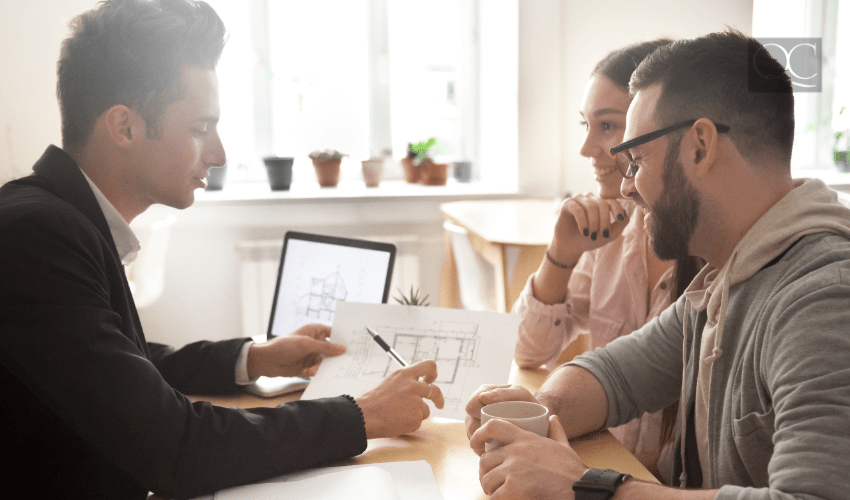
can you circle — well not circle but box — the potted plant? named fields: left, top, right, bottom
left=834, top=130, right=850, bottom=173
left=401, top=143, right=420, bottom=183
left=453, top=160, right=473, bottom=183
left=393, top=286, right=430, bottom=306
left=205, top=164, right=228, bottom=191
left=308, top=149, right=347, bottom=187
left=419, top=159, right=449, bottom=185
left=361, top=157, right=383, bottom=187
left=262, top=157, right=294, bottom=191
left=410, top=138, right=448, bottom=186
left=832, top=106, right=849, bottom=173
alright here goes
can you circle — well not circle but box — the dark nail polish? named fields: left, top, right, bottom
left=591, top=232, right=597, bottom=241
left=617, top=214, right=624, bottom=221
left=583, top=228, right=589, bottom=237
left=603, top=229, right=609, bottom=238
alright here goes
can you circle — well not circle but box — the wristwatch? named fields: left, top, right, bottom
left=572, top=468, right=632, bottom=500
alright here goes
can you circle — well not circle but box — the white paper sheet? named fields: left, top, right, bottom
left=214, top=466, right=398, bottom=500
left=301, top=302, right=520, bottom=420
left=283, top=461, right=444, bottom=500
left=190, top=461, right=443, bottom=500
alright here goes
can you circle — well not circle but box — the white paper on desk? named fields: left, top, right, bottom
left=213, top=466, right=397, bottom=500
left=197, top=461, right=442, bottom=500
left=302, top=302, right=520, bottom=420
left=284, top=461, right=444, bottom=500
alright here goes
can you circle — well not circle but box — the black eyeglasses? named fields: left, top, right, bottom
left=609, top=119, right=730, bottom=178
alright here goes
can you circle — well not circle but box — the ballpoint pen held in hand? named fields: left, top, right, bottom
left=365, top=327, right=409, bottom=367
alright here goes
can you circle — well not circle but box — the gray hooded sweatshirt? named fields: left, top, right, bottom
left=569, top=178, right=850, bottom=499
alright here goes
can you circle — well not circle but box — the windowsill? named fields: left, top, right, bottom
left=194, top=179, right=525, bottom=205
left=792, top=167, right=850, bottom=191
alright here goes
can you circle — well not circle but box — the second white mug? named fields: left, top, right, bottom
left=480, top=401, right=550, bottom=451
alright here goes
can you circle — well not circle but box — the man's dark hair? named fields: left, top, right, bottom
left=630, top=29, right=794, bottom=166
left=57, top=0, right=227, bottom=152
left=593, top=38, right=674, bottom=91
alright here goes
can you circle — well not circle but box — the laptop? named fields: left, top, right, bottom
left=246, top=231, right=396, bottom=397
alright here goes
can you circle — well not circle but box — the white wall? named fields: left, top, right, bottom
left=519, top=0, right=754, bottom=198
left=517, top=0, right=565, bottom=196
left=0, top=1, right=95, bottom=182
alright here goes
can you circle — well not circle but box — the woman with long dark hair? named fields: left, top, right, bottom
left=513, top=39, right=703, bottom=483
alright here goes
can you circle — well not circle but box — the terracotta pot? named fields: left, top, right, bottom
left=419, top=161, right=448, bottom=185
left=361, top=159, right=383, bottom=187
left=311, top=158, right=342, bottom=187
left=401, top=157, right=420, bottom=183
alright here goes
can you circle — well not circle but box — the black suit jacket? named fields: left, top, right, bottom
left=0, top=146, right=367, bottom=499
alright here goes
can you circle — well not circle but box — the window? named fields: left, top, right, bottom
left=753, top=0, right=850, bottom=175
left=206, top=0, right=517, bottom=186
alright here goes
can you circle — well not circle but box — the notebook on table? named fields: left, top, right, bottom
left=246, top=231, right=396, bottom=397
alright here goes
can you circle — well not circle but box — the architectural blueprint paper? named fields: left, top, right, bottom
left=301, top=302, right=520, bottom=420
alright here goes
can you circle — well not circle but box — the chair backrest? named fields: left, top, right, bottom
left=126, top=214, right=177, bottom=309
left=443, top=220, right=496, bottom=311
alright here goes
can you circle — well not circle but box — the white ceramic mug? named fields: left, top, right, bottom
left=480, top=401, right=550, bottom=451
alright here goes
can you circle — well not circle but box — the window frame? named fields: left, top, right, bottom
left=208, top=0, right=518, bottom=189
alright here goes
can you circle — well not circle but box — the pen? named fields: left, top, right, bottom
left=365, top=327, right=409, bottom=367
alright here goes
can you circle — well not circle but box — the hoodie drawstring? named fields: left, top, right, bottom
left=705, top=251, right=736, bottom=364
left=679, top=299, right=691, bottom=488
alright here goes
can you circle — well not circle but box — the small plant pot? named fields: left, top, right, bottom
left=312, top=158, right=342, bottom=187
left=401, top=157, right=420, bottom=183
left=419, top=161, right=449, bottom=185
left=453, top=161, right=472, bottom=183
left=205, top=164, right=227, bottom=190
left=834, top=150, right=850, bottom=173
left=361, top=159, right=383, bottom=187
left=263, top=157, right=294, bottom=191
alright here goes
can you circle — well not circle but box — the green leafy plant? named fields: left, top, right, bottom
left=832, top=107, right=850, bottom=172
left=834, top=131, right=849, bottom=171
left=308, top=149, right=347, bottom=161
left=394, top=286, right=430, bottom=306
left=409, top=138, right=437, bottom=164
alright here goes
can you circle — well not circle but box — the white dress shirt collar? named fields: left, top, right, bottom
left=77, top=168, right=141, bottom=265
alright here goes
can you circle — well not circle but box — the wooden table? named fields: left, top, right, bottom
left=176, top=363, right=656, bottom=499
left=440, top=199, right=558, bottom=312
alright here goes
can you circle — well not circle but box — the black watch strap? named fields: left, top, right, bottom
left=572, top=489, right=614, bottom=500
left=572, top=468, right=632, bottom=500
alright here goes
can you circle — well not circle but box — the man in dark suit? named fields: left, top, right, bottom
left=0, top=1, right=443, bottom=498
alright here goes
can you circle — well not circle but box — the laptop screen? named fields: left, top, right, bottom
left=266, top=231, right=396, bottom=338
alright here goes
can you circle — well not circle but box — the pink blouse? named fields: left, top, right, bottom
left=513, top=203, right=676, bottom=482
